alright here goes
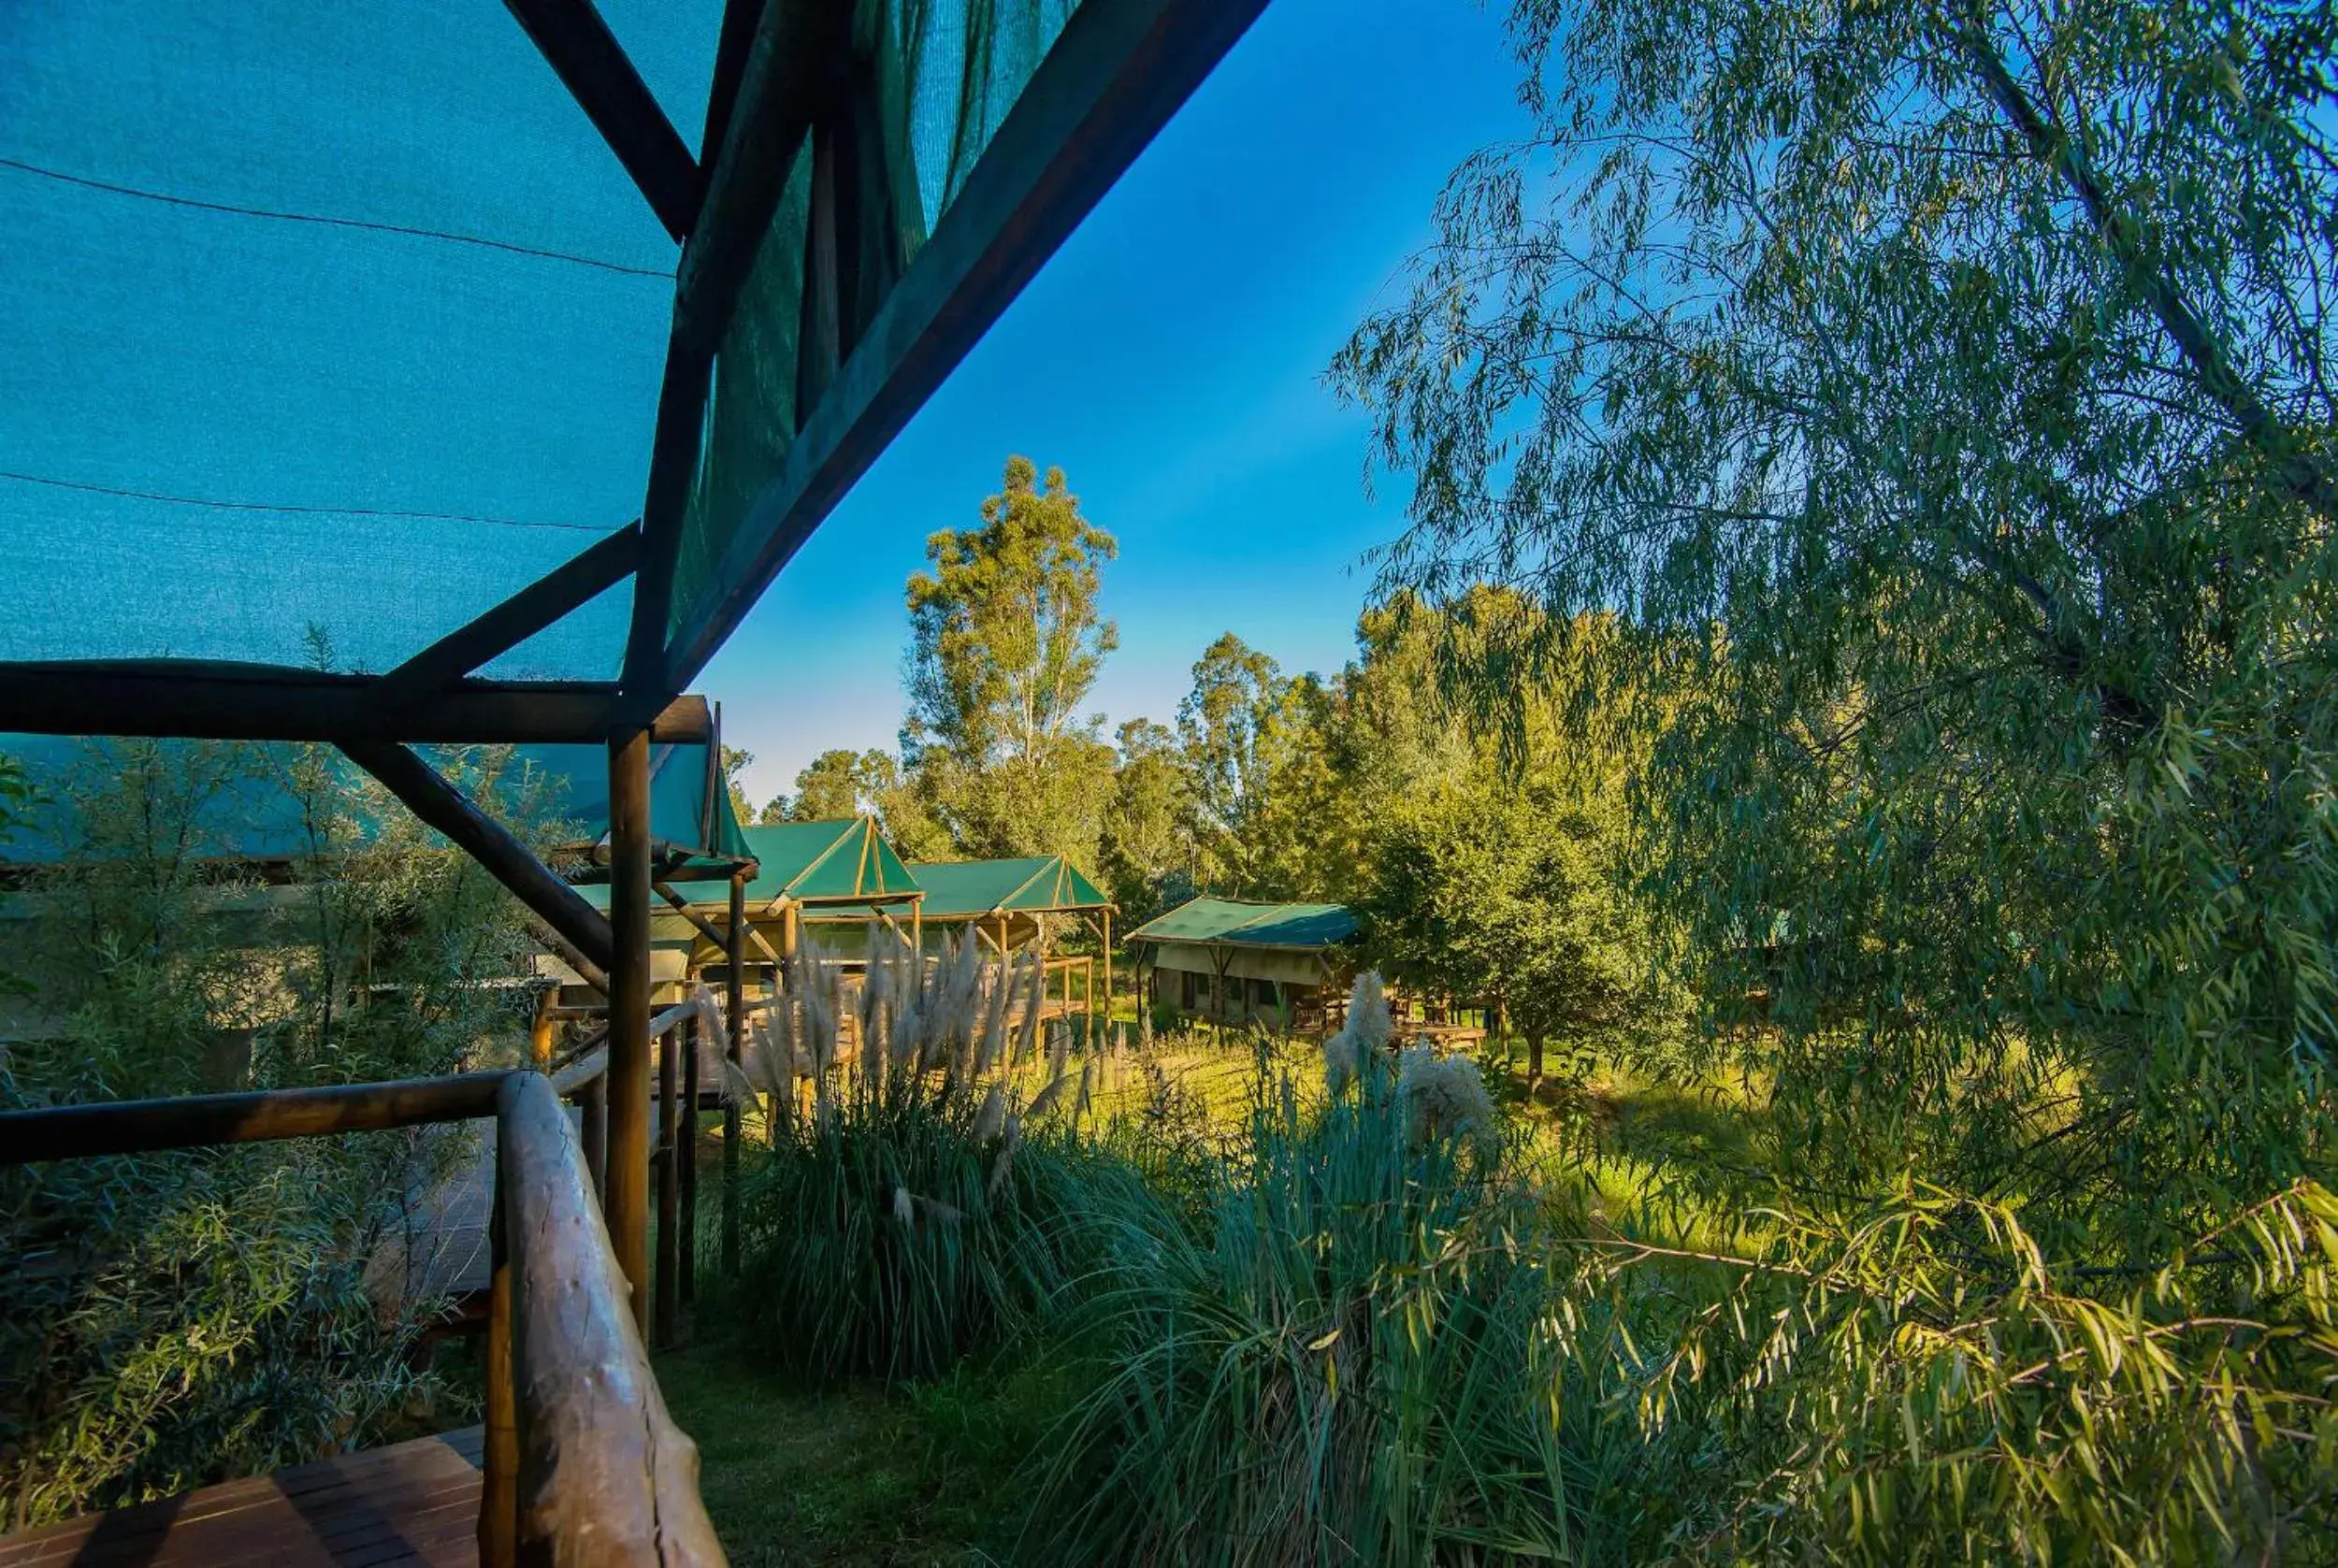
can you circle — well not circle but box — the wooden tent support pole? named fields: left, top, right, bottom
left=656, top=1023, right=680, bottom=1348
left=528, top=987, right=556, bottom=1071
left=341, top=740, right=615, bottom=975
left=478, top=1155, right=517, bottom=1568
left=529, top=922, right=613, bottom=999
left=654, top=880, right=730, bottom=952
left=723, top=870, right=745, bottom=1278
left=579, top=1073, right=608, bottom=1203
left=606, top=726, right=654, bottom=1334
left=680, top=1011, right=700, bottom=1309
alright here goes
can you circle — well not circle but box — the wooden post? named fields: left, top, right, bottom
left=606, top=727, right=653, bottom=1334
left=479, top=1149, right=517, bottom=1568
left=580, top=1073, right=607, bottom=1203
left=782, top=898, right=800, bottom=959
left=1101, top=907, right=1113, bottom=1033
left=680, top=1011, right=700, bottom=1308
left=723, top=870, right=745, bottom=1277
left=529, top=987, right=556, bottom=1071
left=911, top=899, right=922, bottom=959
left=656, top=1024, right=680, bottom=1347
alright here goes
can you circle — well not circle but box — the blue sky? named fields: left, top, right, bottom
left=705, top=0, right=1529, bottom=811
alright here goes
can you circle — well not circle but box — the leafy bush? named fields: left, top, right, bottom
left=0, top=739, right=554, bottom=1526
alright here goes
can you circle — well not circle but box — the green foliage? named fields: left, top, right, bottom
left=1, top=739, right=551, bottom=1526
left=1335, top=0, right=2338, bottom=1243
left=1097, top=719, right=1192, bottom=923
left=724, top=1066, right=1129, bottom=1384
left=903, top=456, right=1122, bottom=864
left=1021, top=1048, right=1609, bottom=1567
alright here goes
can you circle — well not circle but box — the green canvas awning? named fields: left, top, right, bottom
left=801, top=853, right=1107, bottom=923
left=1125, top=897, right=1357, bottom=951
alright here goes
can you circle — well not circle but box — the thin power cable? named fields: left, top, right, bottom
left=0, top=156, right=676, bottom=281
left=0, top=469, right=613, bottom=535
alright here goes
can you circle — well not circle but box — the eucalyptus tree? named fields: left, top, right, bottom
left=902, top=456, right=1120, bottom=862
left=1334, top=0, right=2338, bottom=1245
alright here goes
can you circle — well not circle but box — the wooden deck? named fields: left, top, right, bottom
left=0, top=1429, right=483, bottom=1568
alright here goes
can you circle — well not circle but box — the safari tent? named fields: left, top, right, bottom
left=1127, top=896, right=1359, bottom=1034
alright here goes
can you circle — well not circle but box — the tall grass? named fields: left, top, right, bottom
left=706, top=963, right=2338, bottom=1563
left=1018, top=984, right=1651, bottom=1567
left=722, top=933, right=1142, bottom=1382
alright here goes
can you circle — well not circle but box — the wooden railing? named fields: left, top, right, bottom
left=0, top=1065, right=728, bottom=1568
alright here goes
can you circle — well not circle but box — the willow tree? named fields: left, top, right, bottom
left=1335, top=0, right=2338, bottom=1250
left=902, top=457, right=1120, bottom=863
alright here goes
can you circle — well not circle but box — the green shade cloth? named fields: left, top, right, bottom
left=801, top=853, right=1108, bottom=923
left=1126, top=897, right=1357, bottom=951
left=0, top=0, right=1220, bottom=701
left=0, top=734, right=749, bottom=866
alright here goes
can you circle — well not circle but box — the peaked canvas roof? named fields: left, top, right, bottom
left=585, top=815, right=918, bottom=911
left=802, top=853, right=1108, bottom=922
left=1126, top=897, right=1357, bottom=951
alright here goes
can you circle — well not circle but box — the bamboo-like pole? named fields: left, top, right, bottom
left=606, top=728, right=654, bottom=1333
left=529, top=987, right=556, bottom=1071
left=680, top=1011, right=700, bottom=1309
left=479, top=1154, right=518, bottom=1568
left=723, top=870, right=745, bottom=1278
left=656, top=1024, right=680, bottom=1348
left=580, top=1074, right=608, bottom=1203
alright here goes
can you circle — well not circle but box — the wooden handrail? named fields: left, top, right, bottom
left=492, top=1072, right=725, bottom=1565
left=0, top=1071, right=512, bottom=1164
left=3, top=1067, right=729, bottom=1565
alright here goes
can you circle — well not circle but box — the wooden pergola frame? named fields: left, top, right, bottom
left=0, top=3, right=1267, bottom=1556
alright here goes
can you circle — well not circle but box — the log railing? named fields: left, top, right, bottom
left=0, top=1064, right=728, bottom=1568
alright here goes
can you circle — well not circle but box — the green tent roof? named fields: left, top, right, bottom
left=801, top=854, right=1109, bottom=922
left=584, top=816, right=919, bottom=911
left=1126, top=897, right=1356, bottom=950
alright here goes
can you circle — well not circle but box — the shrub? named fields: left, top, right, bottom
left=1020, top=1020, right=1621, bottom=1566
left=0, top=738, right=553, bottom=1526
left=722, top=934, right=1149, bottom=1382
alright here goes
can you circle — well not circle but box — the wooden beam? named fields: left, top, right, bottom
left=654, top=879, right=730, bottom=950
left=373, top=525, right=641, bottom=712
left=623, top=0, right=844, bottom=701
left=494, top=1071, right=725, bottom=1566
left=342, top=741, right=616, bottom=976
left=504, top=0, right=706, bottom=242
left=0, top=662, right=714, bottom=744
left=662, top=0, right=1269, bottom=689
left=698, top=0, right=764, bottom=160
left=722, top=870, right=745, bottom=1278
left=0, top=1071, right=511, bottom=1164
left=606, top=728, right=655, bottom=1333
left=656, top=1011, right=680, bottom=1346
left=532, top=921, right=613, bottom=999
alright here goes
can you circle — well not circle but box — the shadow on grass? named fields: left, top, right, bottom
left=656, top=1330, right=1084, bottom=1567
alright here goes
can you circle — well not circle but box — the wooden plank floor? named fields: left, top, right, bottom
left=0, top=1429, right=483, bottom=1568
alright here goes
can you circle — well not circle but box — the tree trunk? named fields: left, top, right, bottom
left=1527, top=1033, right=1544, bottom=1094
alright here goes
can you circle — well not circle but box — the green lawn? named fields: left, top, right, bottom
left=654, top=1339, right=991, bottom=1566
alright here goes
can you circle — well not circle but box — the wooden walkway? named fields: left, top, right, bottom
left=0, top=1429, right=483, bottom=1568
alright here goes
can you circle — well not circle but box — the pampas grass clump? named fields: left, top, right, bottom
left=721, top=931, right=1139, bottom=1382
